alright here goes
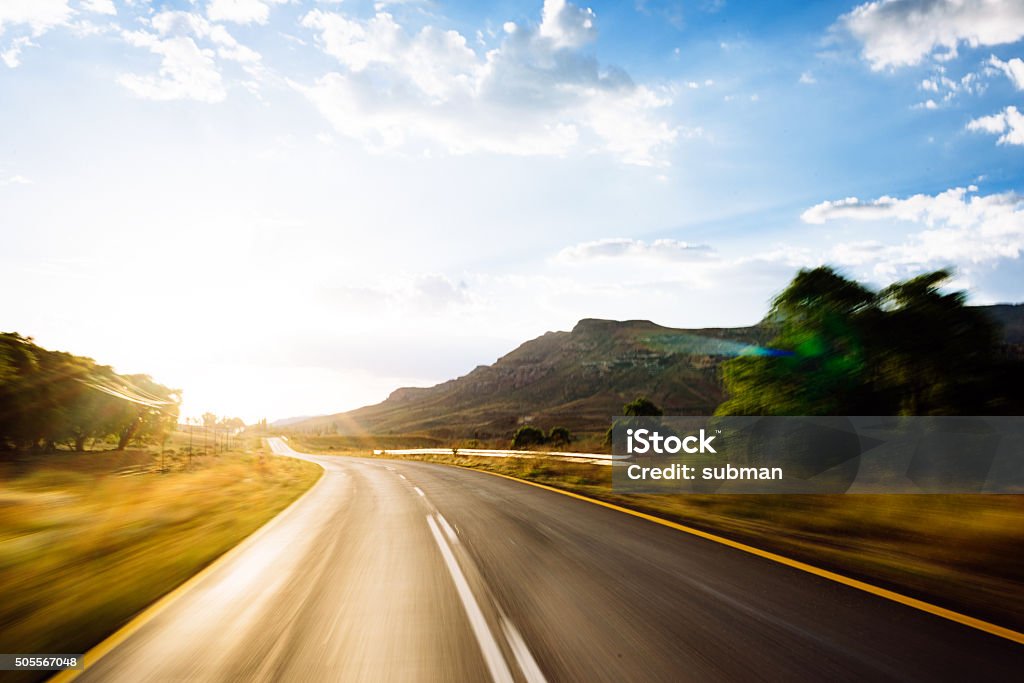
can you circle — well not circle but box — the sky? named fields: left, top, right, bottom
left=2, top=0, right=1024, bottom=423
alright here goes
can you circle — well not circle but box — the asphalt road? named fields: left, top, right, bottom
left=73, top=438, right=1024, bottom=682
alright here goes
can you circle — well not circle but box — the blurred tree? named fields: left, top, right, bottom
left=874, top=270, right=998, bottom=415
left=512, top=425, right=546, bottom=448
left=112, top=375, right=180, bottom=450
left=0, top=334, right=179, bottom=452
left=65, top=364, right=121, bottom=451
left=716, top=267, right=1007, bottom=416
left=718, top=267, right=875, bottom=415
left=607, top=397, right=664, bottom=444
left=622, top=396, right=664, bottom=417
left=547, top=426, right=571, bottom=447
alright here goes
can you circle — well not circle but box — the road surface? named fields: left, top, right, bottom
left=72, top=438, right=1024, bottom=682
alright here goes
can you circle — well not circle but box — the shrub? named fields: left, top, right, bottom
left=547, top=426, right=571, bottom=447
left=511, top=426, right=546, bottom=449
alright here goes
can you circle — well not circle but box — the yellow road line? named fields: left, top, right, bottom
left=50, top=456, right=326, bottom=682
left=467, top=467, right=1024, bottom=646
left=50, top=449, right=1023, bottom=683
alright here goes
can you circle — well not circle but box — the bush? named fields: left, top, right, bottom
left=511, top=426, right=546, bottom=449
left=623, top=396, right=663, bottom=417
left=607, top=397, right=663, bottom=444
left=547, top=426, right=571, bottom=447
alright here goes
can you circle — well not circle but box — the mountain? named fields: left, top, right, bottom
left=292, top=318, right=769, bottom=439
left=290, top=304, right=1024, bottom=440
left=983, top=303, right=1024, bottom=345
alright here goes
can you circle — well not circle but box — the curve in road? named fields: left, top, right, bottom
left=59, top=438, right=1024, bottom=682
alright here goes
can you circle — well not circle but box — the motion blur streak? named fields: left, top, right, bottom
left=67, top=439, right=1023, bottom=682
left=426, top=514, right=515, bottom=683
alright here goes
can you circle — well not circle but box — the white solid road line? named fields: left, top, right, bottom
left=500, top=615, right=548, bottom=683
left=414, top=486, right=425, bottom=497
left=398, top=474, right=407, bottom=480
left=426, top=515, right=515, bottom=683
left=436, top=513, right=459, bottom=545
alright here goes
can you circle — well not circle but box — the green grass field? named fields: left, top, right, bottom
left=0, top=441, right=321, bottom=680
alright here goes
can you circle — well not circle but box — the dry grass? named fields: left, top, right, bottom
left=345, top=449, right=1024, bottom=633
left=289, top=432, right=612, bottom=453
left=0, top=444, right=321, bottom=679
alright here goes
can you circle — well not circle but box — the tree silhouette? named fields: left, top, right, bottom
left=512, top=425, right=546, bottom=448
left=0, top=334, right=180, bottom=452
left=716, top=267, right=1006, bottom=416
left=547, top=426, right=571, bottom=446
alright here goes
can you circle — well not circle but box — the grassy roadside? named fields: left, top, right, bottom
left=289, top=432, right=611, bottom=453
left=294, top=438, right=1024, bottom=635
left=0, top=442, right=321, bottom=680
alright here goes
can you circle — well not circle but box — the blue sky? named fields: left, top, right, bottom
left=2, top=0, right=1024, bottom=421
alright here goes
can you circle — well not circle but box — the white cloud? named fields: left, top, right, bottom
left=967, top=105, right=1024, bottom=145
left=294, top=71, right=581, bottom=156
left=989, top=54, right=1024, bottom=90
left=81, top=0, right=116, bottom=16
left=300, top=10, right=477, bottom=99
left=297, top=1, right=678, bottom=165
left=0, top=0, right=72, bottom=35
left=539, top=0, right=596, bottom=50
left=0, top=0, right=73, bottom=67
left=557, top=238, right=710, bottom=262
left=802, top=195, right=898, bottom=224
left=914, top=69, right=985, bottom=108
left=799, top=71, right=816, bottom=84
left=1, top=36, right=33, bottom=67
left=374, top=0, right=426, bottom=9
left=207, top=0, right=270, bottom=26
left=802, top=186, right=1024, bottom=280
left=410, top=274, right=472, bottom=311
left=118, top=10, right=264, bottom=101
left=0, top=172, right=32, bottom=185
left=119, top=31, right=226, bottom=102
left=840, top=0, right=1024, bottom=70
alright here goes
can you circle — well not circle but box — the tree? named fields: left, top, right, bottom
left=65, top=365, right=121, bottom=451
left=623, top=396, right=664, bottom=417
left=111, top=375, right=180, bottom=450
left=0, top=334, right=180, bottom=452
left=607, top=397, right=663, bottom=444
left=873, top=270, right=998, bottom=415
left=718, top=267, right=877, bottom=416
left=0, top=335, right=54, bottom=450
left=716, top=267, right=1006, bottom=416
left=547, top=426, right=571, bottom=447
left=512, top=425, right=546, bottom=449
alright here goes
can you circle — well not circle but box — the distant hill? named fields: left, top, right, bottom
left=291, top=318, right=768, bottom=438
left=983, top=303, right=1024, bottom=345
left=289, top=304, right=1024, bottom=439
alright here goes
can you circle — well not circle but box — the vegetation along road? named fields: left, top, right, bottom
left=63, top=438, right=1024, bottom=682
